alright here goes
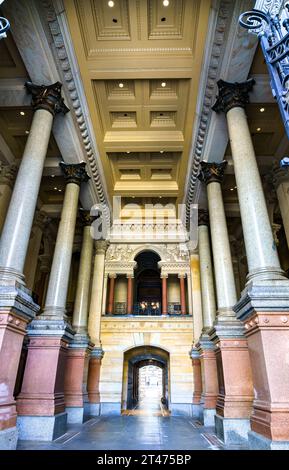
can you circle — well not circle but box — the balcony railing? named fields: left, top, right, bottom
left=107, top=301, right=183, bottom=316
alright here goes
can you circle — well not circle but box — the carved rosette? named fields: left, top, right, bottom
left=60, top=161, right=90, bottom=186
left=212, top=79, right=255, bottom=114
left=25, top=81, right=69, bottom=116
left=198, top=209, right=209, bottom=227
left=198, top=161, right=228, bottom=185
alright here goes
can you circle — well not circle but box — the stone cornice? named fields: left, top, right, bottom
left=184, top=0, right=235, bottom=223
left=41, top=0, right=110, bottom=217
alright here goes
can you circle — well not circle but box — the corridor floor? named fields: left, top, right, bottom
left=16, top=416, right=247, bottom=451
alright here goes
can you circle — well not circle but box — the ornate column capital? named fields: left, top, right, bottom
left=198, top=209, right=209, bottom=226
left=126, top=274, right=134, bottom=279
left=212, top=79, right=255, bottom=114
left=34, top=210, right=51, bottom=231
left=272, top=165, right=289, bottom=189
left=25, top=81, right=69, bottom=116
left=79, top=208, right=98, bottom=227
left=108, top=273, right=117, bottom=279
left=0, top=163, right=18, bottom=188
left=60, top=161, right=90, bottom=186
left=95, top=240, right=109, bottom=254
left=160, top=273, right=168, bottom=279
left=198, top=161, right=227, bottom=185
left=178, top=273, right=187, bottom=279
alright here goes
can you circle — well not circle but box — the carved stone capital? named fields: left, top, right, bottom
left=108, top=273, right=117, bottom=279
left=25, top=81, right=69, bottom=116
left=95, top=240, right=109, bottom=254
left=0, top=163, right=18, bottom=188
left=198, top=209, right=209, bottom=227
left=34, top=210, right=51, bottom=231
left=178, top=273, right=187, bottom=279
left=79, top=208, right=98, bottom=227
left=272, top=166, right=289, bottom=189
left=198, top=161, right=227, bottom=185
left=212, top=79, right=255, bottom=114
left=60, top=161, right=90, bottom=186
left=160, top=273, right=169, bottom=279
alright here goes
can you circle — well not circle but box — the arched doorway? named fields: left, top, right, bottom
left=134, top=251, right=162, bottom=315
left=122, top=346, right=170, bottom=415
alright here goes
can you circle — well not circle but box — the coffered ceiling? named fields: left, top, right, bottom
left=63, top=0, right=211, bottom=202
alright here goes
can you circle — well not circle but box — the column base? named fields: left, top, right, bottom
left=66, top=407, right=84, bottom=424
left=248, top=431, right=289, bottom=450
left=87, top=347, right=104, bottom=413
left=192, top=404, right=202, bottom=419
left=170, top=403, right=192, bottom=417
left=86, top=403, right=100, bottom=416
left=215, top=414, right=250, bottom=445
left=0, top=427, right=18, bottom=450
left=100, top=403, right=121, bottom=416
left=200, top=408, right=216, bottom=427
left=17, top=412, right=67, bottom=441
left=0, top=277, right=39, bottom=449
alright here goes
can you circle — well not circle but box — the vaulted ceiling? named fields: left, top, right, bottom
left=64, top=0, right=211, bottom=202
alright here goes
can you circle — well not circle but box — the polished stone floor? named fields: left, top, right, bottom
left=16, top=415, right=247, bottom=451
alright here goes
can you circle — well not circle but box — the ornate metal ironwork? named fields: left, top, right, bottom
left=0, top=15, right=10, bottom=40
left=239, top=5, right=289, bottom=138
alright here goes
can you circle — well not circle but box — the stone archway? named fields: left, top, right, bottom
left=122, top=346, right=170, bottom=414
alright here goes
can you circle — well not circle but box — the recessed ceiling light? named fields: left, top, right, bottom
left=58, top=189, right=62, bottom=192
left=54, top=187, right=58, bottom=190
left=230, top=188, right=234, bottom=191
left=257, top=127, right=261, bottom=132
left=161, top=82, right=166, bottom=88
left=118, top=82, right=124, bottom=88
left=260, top=107, right=265, bottom=112
left=126, top=151, right=130, bottom=154
left=163, top=0, right=169, bottom=6
left=20, top=111, right=25, bottom=116
left=108, top=0, right=114, bottom=7
left=160, top=151, right=164, bottom=154
left=25, top=130, right=29, bottom=134
left=159, top=196, right=163, bottom=198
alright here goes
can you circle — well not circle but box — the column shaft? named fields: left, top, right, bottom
left=72, top=225, right=94, bottom=331
left=207, top=182, right=237, bottom=310
left=0, top=164, right=17, bottom=233
left=127, top=276, right=133, bottom=315
left=198, top=224, right=216, bottom=329
left=227, top=107, right=281, bottom=280
left=0, top=110, right=53, bottom=277
left=107, top=275, right=116, bottom=316
left=87, top=242, right=107, bottom=346
left=162, top=276, right=168, bottom=315
left=190, top=251, right=203, bottom=340
left=179, top=276, right=186, bottom=315
left=44, top=182, right=80, bottom=314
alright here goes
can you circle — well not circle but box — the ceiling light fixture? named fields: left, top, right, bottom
left=161, top=82, right=166, bottom=88
left=54, top=187, right=58, bottom=190
left=163, top=0, right=169, bottom=6
left=257, top=127, right=261, bottom=132
left=25, top=130, right=29, bottom=134
left=58, top=189, right=62, bottom=192
left=118, top=82, right=124, bottom=88
left=108, top=0, right=114, bottom=7
left=230, top=188, right=234, bottom=191
left=126, top=151, right=130, bottom=154
left=260, top=107, right=265, bottom=113
left=51, top=174, right=55, bottom=178
left=20, top=111, right=25, bottom=116
left=160, top=151, right=164, bottom=154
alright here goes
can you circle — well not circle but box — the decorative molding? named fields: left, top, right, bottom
left=41, top=0, right=110, bottom=217
left=90, top=47, right=193, bottom=54
left=185, top=0, right=235, bottom=222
